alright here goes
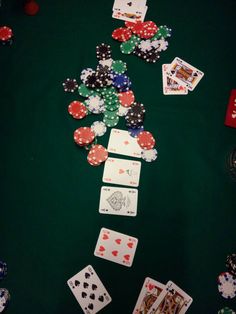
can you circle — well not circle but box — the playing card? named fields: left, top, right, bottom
left=162, top=64, right=188, bottom=95
left=113, top=0, right=146, bottom=13
left=99, top=186, right=138, bottom=217
left=94, top=227, right=138, bottom=267
left=148, top=281, right=193, bottom=314
left=107, top=128, right=142, bottom=158
left=112, top=6, right=147, bottom=22
left=102, top=157, right=141, bottom=187
left=67, top=265, right=112, bottom=314
left=133, top=277, right=166, bottom=314
left=166, top=57, right=204, bottom=91
left=225, top=89, right=236, bottom=128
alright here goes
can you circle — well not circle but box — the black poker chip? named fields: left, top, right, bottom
left=127, top=102, right=146, bottom=118
left=96, top=43, right=112, bottom=60
left=226, top=253, right=236, bottom=276
left=62, top=78, right=78, bottom=92
left=85, top=73, right=98, bottom=88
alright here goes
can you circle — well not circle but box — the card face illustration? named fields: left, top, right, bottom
left=112, top=6, right=147, bottom=22
left=166, top=57, right=204, bottom=91
left=132, top=277, right=165, bottom=314
left=148, top=281, right=193, bottom=314
left=102, top=157, right=141, bottom=187
left=107, top=128, right=142, bottom=158
left=162, top=64, right=188, bottom=95
left=94, top=228, right=138, bottom=267
left=99, top=186, right=138, bottom=217
left=67, top=265, right=112, bottom=314
left=112, top=0, right=147, bottom=22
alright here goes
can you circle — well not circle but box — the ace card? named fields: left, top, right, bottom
left=162, top=64, right=188, bottom=95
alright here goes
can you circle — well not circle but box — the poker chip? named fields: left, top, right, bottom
left=117, top=105, right=129, bottom=117
left=84, top=72, right=99, bottom=88
left=103, top=110, right=118, bottom=120
left=118, top=90, right=135, bottom=107
left=139, top=39, right=153, bottom=52
left=124, top=21, right=136, bottom=29
left=62, top=78, right=78, bottom=92
left=68, top=101, right=87, bottom=119
left=139, top=21, right=158, bottom=39
left=137, top=131, right=156, bottom=150
left=156, top=38, right=168, bottom=52
left=127, top=102, right=145, bottom=118
left=111, top=60, right=127, bottom=74
left=103, top=115, right=119, bottom=127
left=226, top=253, right=236, bottom=277
left=128, top=125, right=144, bottom=137
left=99, top=58, right=113, bottom=68
left=91, top=121, right=107, bottom=137
left=88, top=144, right=108, bottom=164
left=80, top=68, right=94, bottom=83
left=141, top=148, right=158, bottom=162
left=217, top=272, right=236, bottom=299
left=96, top=43, right=112, bottom=60
left=0, top=262, right=7, bottom=280
left=0, top=288, right=10, bottom=313
left=145, top=48, right=160, bottom=63
left=85, top=95, right=105, bottom=114
left=74, top=127, right=95, bottom=146
left=112, top=27, right=132, bottom=42
left=218, top=307, right=236, bottom=314
left=153, top=25, right=172, bottom=39
left=78, top=84, right=95, bottom=97
left=0, top=26, right=13, bottom=45
left=112, top=74, right=129, bottom=89
left=120, top=39, right=137, bottom=54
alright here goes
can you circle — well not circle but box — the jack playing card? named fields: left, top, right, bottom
left=67, top=265, right=112, bottom=314
left=166, top=57, right=204, bottom=91
left=162, top=64, right=188, bottom=95
left=99, top=186, right=138, bottom=217
left=94, top=228, right=138, bottom=267
left=102, top=157, right=141, bottom=187
left=148, top=280, right=193, bottom=314
left=107, top=128, right=142, bottom=158
left=225, top=89, right=236, bottom=128
left=133, top=277, right=166, bottom=314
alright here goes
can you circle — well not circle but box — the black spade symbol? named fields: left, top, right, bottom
left=83, top=282, right=89, bottom=289
left=74, top=280, right=80, bottom=287
left=127, top=1, right=132, bottom=6
left=98, top=295, right=104, bottom=302
left=82, top=292, right=87, bottom=298
left=90, top=293, right=95, bottom=300
left=85, top=272, right=90, bottom=279
left=92, top=284, right=97, bottom=290
left=88, top=303, right=94, bottom=310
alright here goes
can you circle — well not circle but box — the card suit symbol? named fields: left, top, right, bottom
left=90, top=293, right=95, bottom=300
left=115, top=238, right=121, bottom=244
left=124, top=140, right=130, bottom=145
left=83, top=282, right=89, bottom=289
left=119, top=168, right=125, bottom=174
left=74, top=280, right=80, bottom=287
left=99, top=245, right=105, bottom=252
left=112, top=250, right=118, bottom=256
left=127, top=242, right=133, bottom=248
left=148, top=284, right=154, bottom=290
left=81, top=292, right=87, bottom=298
left=88, top=303, right=94, bottom=310
left=127, top=2, right=132, bottom=6
left=102, top=234, right=109, bottom=240
left=98, top=295, right=104, bottom=302
left=124, top=254, right=130, bottom=261
left=85, top=272, right=90, bottom=279
left=92, top=284, right=97, bottom=291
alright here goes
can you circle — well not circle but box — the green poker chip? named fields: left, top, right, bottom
left=103, top=110, right=118, bottom=120
left=103, top=115, right=119, bottom=127
left=78, top=84, right=95, bottom=97
left=120, top=40, right=137, bottom=55
left=151, top=25, right=172, bottom=40
left=111, top=60, right=127, bottom=74
left=218, top=308, right=236, bottom=314
left=105, top=102, right=120, bottom=111
left=102, top=87, right=117, bottom=96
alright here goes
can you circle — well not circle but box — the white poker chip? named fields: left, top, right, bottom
left=91, top=121, right=107, bottom=137
left=99, top=58, right=113, bottom=68
left=217, top=272, right=236, bottom=299
left=139, top=39, right=152, bottom=52
left=117, top=105, right=129, bottom=117
left=141, top=148, right=158, bottom=162
left=156, top=39, right=168, bottom=52
left=85, top=95, right=104, bottom=114
left=80, top=68, right=94, bottom=83
left=151, top=40, right=160, bottom=49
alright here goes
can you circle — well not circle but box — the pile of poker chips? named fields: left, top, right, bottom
left=0, top=260, right=10, bottom=313
left=0, top=26, right=13, bottom=46
left=217, top=253, right=236, bottom=300
left=63, top=43, right=158, bottom=165
left=112, top=21, right=171, bottom=63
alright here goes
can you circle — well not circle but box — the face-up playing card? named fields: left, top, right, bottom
left=113, top=0, right=146, bottom=13
left=99, top=186, right=138, bottom=217
left=166, top=57, right=204, bottom=91
left=148, top=281, right=193, bottom=314
left=112, top=6, right=147, bottom=22
left=102, top=157, right=141, bottom=187
left=67, top=265, right=112, bottom=314
left=132, top=277, right=166, bottom=314
left=162, top=64, right=188, bottom=95
left=107, top=128, right=142, bottom=158
left=225, top=89, right=236, bottom=128
left=94, top=228, right=138, bottom=267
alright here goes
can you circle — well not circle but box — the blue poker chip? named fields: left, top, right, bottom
left=112, top=74, right=129, bottom=89
left=0, top=262, right=7, bottom=280
left=128, top=126, right=144, bottom=137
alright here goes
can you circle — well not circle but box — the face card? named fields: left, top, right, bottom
left=148, top=281, right=193, bottom=314
left=94, top=228, right=138, bottom=267
left=67, top=265, right=112, bottom=314
left=132, top=277, right=165, bottom=314
left=102, top=157, right=141, bottom=187
left=99, top=186, right=138, bottom=217
left=225, top=89, right=236, bottom=128
left=162, top=64, right=188, bottom=95
left=166, top=57, right=204, bottom=91
left=107, top=128, right=142, bottom=158
left=112, top=6, right=147, bottom=22
left=113, top=0, right=146, bottom=13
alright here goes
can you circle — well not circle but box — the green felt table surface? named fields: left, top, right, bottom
left=0, top=0, right=236, bottom=313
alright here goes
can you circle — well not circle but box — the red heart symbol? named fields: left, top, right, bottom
left=148, top=284, right=154, bottom=291
left=102, top=234, right=109, bottom=240
left=112, top=250, right=118, bottom=256
left=127, top=242, right=133, bottom=248
left=124, top=254, right=130, bottom=261
left=115, top=239, right=121, bottom=244
left=99, top=246, right=105, bottom=252
left=119, top=169, right=125, bottom=174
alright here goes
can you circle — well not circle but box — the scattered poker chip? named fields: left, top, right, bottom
left=137, top=131, right=156, bottom=150
left=80, top=68, right=94, bottom=83
left=91, top=121, right=107, bottom=137
left=62, top=78, right=78, bottom=92
left=218, top=307, right=236, bottom=314
left=120, top=39, right=137, bottom=54
left=111, top=60, right=127, bottom=74
left=226, top=253, right=236, bottom=277
left=0, top=288, right=10, bottom=313
left=127, top=102, right=145, bottom=118
left=217, top=272, right=236, bottom=299
left=128, top=125, right=144, bottom=137
left=112, top=27, right=132, bottom=42
left=139, top=21, right=158, bottom=39
left=0, top=262, right=7, bottom=280
left=141, top=148, right=158, bottom=162
left=118, top=90, right=135, bottom=107
left=154, top=25, right=172, bottom=39
left=68, top=101, right=87, bottom=119
left=88, top=144, right=108, bottom=164
left=0, top=26, right=13, bottom=43
left=103, top=115, right=119, bottom=127
left=78, top=84, right=95, bottom=98
left=74, top=127, right=95, bottom=146
left=112, top=74, right=129, bottom=89
left=85, top=95, right=105, bottom=114
left=96, top=43, right=112, bottom=59
left=117, top=105, right=129, bottom=117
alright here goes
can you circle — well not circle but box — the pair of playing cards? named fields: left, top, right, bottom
left=133, top=277, right=193, bottom=314
left=162, top=57, right=204, bottom=95
left=225, top=89, right=236, bottom=128
left=112, top=0, right=148, bottom=22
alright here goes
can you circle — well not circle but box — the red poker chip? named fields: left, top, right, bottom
left=74, top=127, right=95, bottom=146
left=130, top=21, right=145, bottom=35
left=124, top=21, right=136, bottom=29
left=139, top=21, right=158, bottom=39
left=88, top=144, right=108, bottom=163
left=0, top=26, right=13, bottom=41
left=118, top=90, right=135, bottom=108
left=87, top=154, right=101, bottom=166
left=137, top=131, right=156, bottom=150
left=68, top=101, right=87, bottom=119
left=112, top=27, right=132, bottom=42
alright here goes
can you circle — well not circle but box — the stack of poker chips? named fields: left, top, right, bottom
left=0, top=26, right=13, bottom=46
left=0, top=260, right=10, bottom=313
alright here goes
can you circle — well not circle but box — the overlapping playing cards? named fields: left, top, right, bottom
left=162, top=57, right=204, bottom=95
left=112, top=0, right=148, bottom=22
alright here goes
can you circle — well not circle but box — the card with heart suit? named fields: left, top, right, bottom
left=166, top=57, right=204, bottom=91
left=94, top=228, right=138, bottom=267
left=107, top=128, right=142, bottom=158
left=147, top=281, right=193, bottom=314
left=99, top=186, right=138, bottom=217
left=162, top=64, right=188, bottom=95
left=132, top=277, right=166, bottom=314
left=102, top=157, right=141, bottom=187
left=225, top=89, right=236, bottom=128
left=67, top=265, right=112, bottom=314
